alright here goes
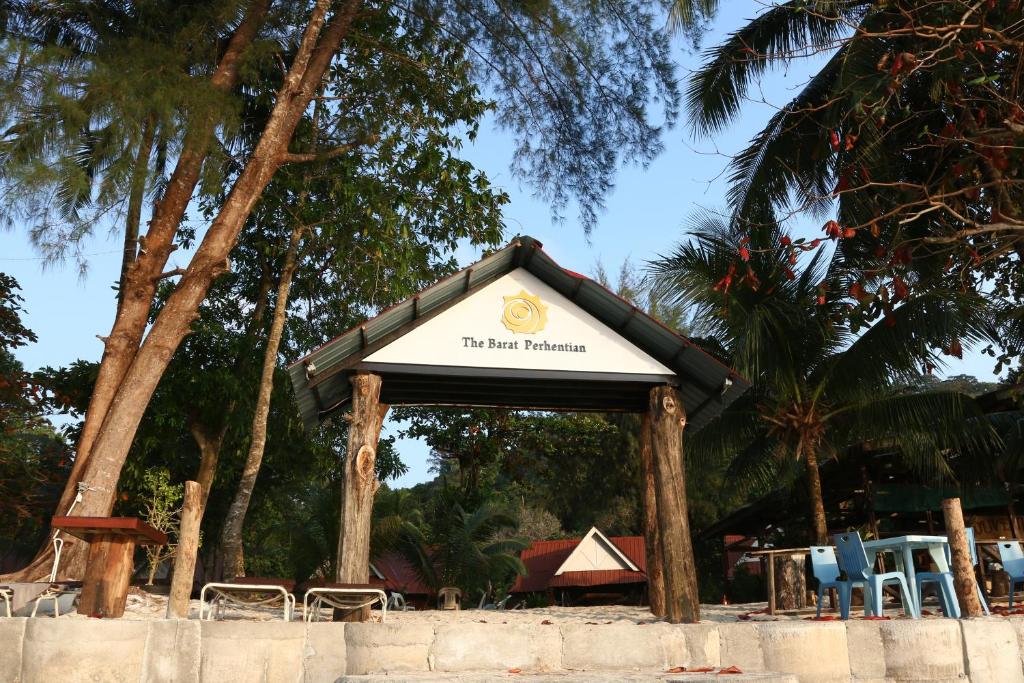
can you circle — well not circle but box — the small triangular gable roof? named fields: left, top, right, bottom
left=554, top=527, right=639, bottom=575
left=288, top=236, right=749, bottom=430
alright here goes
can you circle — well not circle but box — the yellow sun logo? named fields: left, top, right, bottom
left=501, top=290, right=548, bottom=334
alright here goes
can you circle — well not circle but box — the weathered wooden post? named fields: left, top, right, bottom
left=648, top=385, right=700, bottom=623
left=942, top=497, right=984, bottom=617
left=336, top=372, right=388, bottom=622
left=167, top=480, right=202, bottom=618
left=639, top=413, right=667, bottom=617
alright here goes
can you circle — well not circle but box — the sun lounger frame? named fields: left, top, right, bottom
left=303, top=587, right=387, bottom=622
left=199, top=582, right=296, bottom=621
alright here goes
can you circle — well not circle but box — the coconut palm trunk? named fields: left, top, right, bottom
left=220, top=224, right=304, bottom=578
left=802, top=444, right=829, bottom=545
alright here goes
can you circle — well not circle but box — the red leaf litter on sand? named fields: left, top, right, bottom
left=737, top=609, right=767, bottom=621
left=540, top=619, right=553, bottom=625
left=508, top=668, right=522, bottom=674
left=861, top=615, right=891, bottom=620
left=804, top=615, right=838, bottom=621
left=718, top=665, right=744, bottom=675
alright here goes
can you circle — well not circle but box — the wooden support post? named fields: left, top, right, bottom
left=335, top=373, right=388, bottom=622
left=78, top=534, right=136, bottom=618
left=639, top=413, right=666, bottom=617
left=942, top=497, right=984, bottom=617
left=647, top=385, right=700, bottom=623
left=167, top=481, right=202, bottom=618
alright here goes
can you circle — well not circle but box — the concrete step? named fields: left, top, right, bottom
left=340, top=671, right=799, bottom=682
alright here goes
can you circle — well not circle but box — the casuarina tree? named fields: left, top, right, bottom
left=0, top=0, right=693, bottom=580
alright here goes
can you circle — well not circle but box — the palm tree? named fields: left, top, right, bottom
left=398, top=494, right=527, bottom=598
left=650, top=216, right=995, bottom=543
left=684, top=1, right=1024, bottom=299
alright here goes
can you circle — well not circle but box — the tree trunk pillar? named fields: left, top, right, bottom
left=336, top=372, right=388, bottom=622
left=647, top=385, right=699, bottom=623
left=639, top=413, right=666, bottom=617
left=167, top=481, right=202, bottom=618
left=942, top=497, right=984, bottom=617
left=77, top=534, right=136, bottom=618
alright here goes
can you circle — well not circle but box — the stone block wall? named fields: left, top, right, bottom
left=3, top=616, right=1024, bottom=681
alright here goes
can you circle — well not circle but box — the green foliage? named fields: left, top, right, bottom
left=686, top=0, right=1024, bottom=369
left=0, top=273, right=73, bottom=566
left=0, top=0, right=277, bottom=266
left=138, top=468, right=185, bottom=584
left=395, top=491, right=527, bottom=598
left=651, top=216, right=999, bottom=540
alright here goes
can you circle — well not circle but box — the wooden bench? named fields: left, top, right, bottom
left=51, top=516, right=166, bottom=618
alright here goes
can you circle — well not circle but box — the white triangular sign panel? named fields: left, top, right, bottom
left=555, top=527, right=638, bottom=575
left=365, top=269, right=673, bottom=376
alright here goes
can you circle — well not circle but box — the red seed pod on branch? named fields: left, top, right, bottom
left=849, top=281, right=866, bottom=301
left=843, top=227, right=857, bottom=239
left=739, top=246, right=750, bottom=261
left=830, top=130, right=841, bottom=151
left=891, top=53, right=904, bottom=75
left=780, top=235, right=791, bottom=247
left=892, top=276, right=909, bottom=301
left=823, top=220, right=842, bottom=239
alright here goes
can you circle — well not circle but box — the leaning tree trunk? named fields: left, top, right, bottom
left=33, top=0, right=363, bottom=539
left=804, top=446, right=829, bottom=545
left=220, top=225, right=303, bottom=579
left=639, top=413, right=666, bottom=617
left=336, top=373, right=389, bottom=622
left=118, top=116, right=157, bottom=312
left=4, top=0, right=273, bottom=583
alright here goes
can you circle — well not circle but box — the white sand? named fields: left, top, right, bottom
left=53, top=589, right=831, bottom=623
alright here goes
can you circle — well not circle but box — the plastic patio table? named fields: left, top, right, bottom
left=862, top=535, right=950, bottom=612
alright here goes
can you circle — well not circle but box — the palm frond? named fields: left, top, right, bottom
left=686, top=0, right=866, bottom=136
left=826, top=390, right=998, bottom=482
left=726, top=47, right=845, bottom=222
left=820, top=291, right=995, bottom=400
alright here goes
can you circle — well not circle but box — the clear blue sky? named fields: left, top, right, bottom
left=2, top=3, right=1001, bottom=489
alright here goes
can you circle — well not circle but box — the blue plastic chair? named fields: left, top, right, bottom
left=997, top=540, right=1024, bottom=608
left=810, top=545, right=867, bottom=619
left=834, top=532, right=920, bottom=618
left=917, top=527, right=989, bottom=617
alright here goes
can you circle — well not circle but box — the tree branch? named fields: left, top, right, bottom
left=157, top=267, right=187, bottom=280
left=279, top=134, right=379, bottom=164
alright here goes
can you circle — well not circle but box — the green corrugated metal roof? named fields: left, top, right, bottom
left=873, top=484, right=1010, bottom=513
left=287, top=236, right=750, bottom=430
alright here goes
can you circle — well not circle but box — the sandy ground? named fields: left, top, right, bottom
left=48, top=589, right=951, bottom=623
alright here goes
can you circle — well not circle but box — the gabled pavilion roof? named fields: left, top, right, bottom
left=288, top=236, right=749, bottom=430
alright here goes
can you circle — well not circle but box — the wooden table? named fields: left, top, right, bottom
left=51, top=516, right=167, bottom=618
left=746, top=547, right=811, bottom=615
